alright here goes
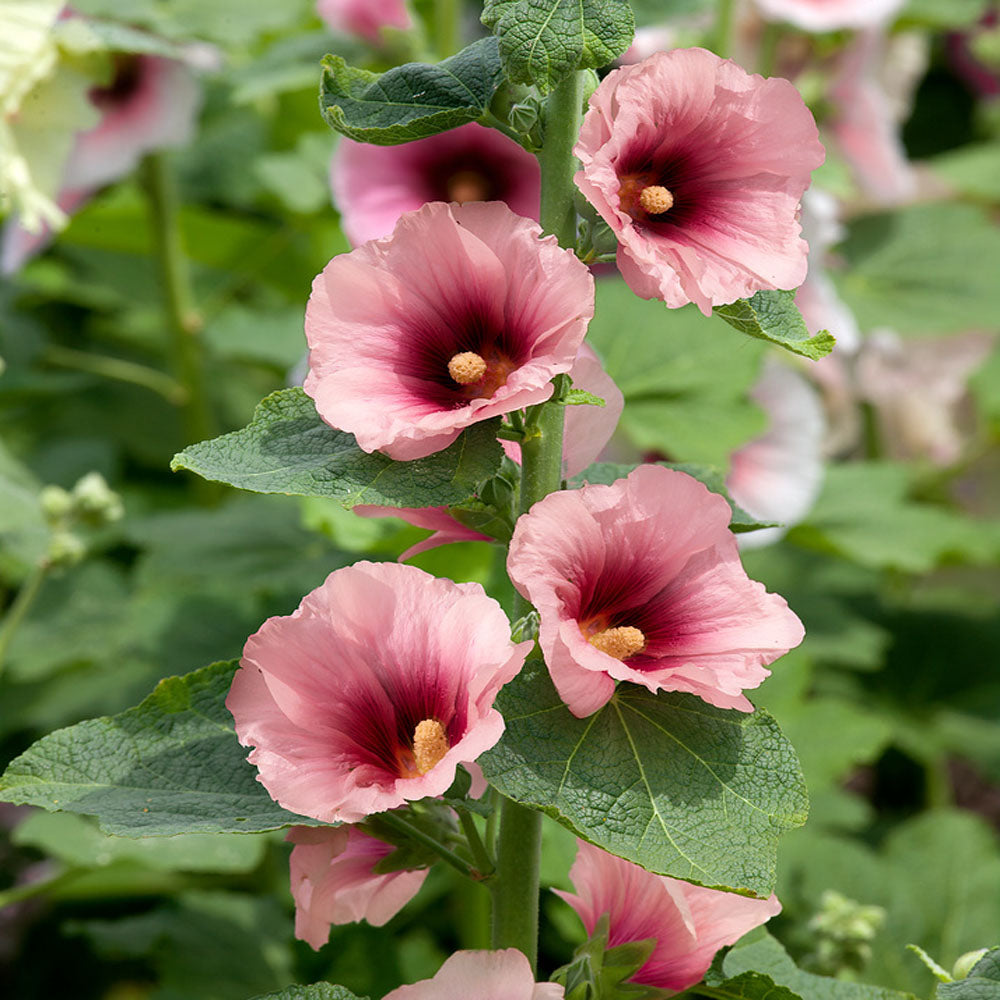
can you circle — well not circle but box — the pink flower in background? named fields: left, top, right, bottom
left=317, top=0, right=412, bottom=42
left=304, top=201, right=594, bottom=460
left=227, top=561, right=531, bottom=823
left=727, top=363, right=826, bottom=549
left=856, top=330, right=995, bottom=465
left=574, top=48, right=823, bottom=315
left=287, top=824, right=428, bottom=949
left=828, top=29, right=917, bottom=205
left=507, top=465, right=804, bottom=718
left=752, top=0, right=904, bottom=31
left=353, top=504, right=492, bottom=561
left=500, top=344, right=624, bottom=479
left=383, top=949, right=564, bottom=1000
left=332, top=123, right=541, bottom=246
left=1, top=53, right=202, bottom=274
left=555, top=840, right=781, bottom=992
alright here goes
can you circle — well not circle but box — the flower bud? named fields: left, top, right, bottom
left=47, top=530, right=86, bottom=568
left=952, top=949, right=989, bottom=981
left=71, top=472, right=124, bottom=525
left=39, top=485, right=73, bottom=523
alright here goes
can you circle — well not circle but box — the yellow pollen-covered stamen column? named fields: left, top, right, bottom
left=639, top=185, right=674, bottom=214
left=589, top=625, right=646, bottom=660
left=448, top=351, right=487, bottom=384
left=412, top=719, right=450, bottom=775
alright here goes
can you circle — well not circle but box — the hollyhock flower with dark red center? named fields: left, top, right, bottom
left=727, top=363, right=826, bottom=549
left=227, top=561, right=532, bottom=824
left=383, top=949, right=564, bottom=1000
left=287, top=824, right=428, bottom=949
left=317, top=0, right=412, bottom=43
left=304, top=200, right=594, bottom=461
left=555, top=840, right=781, bottom=993
left=752, top=0, right=903, bottom=31
left=2, top=52, right=202, bottom=273
left=331, top=122, right=541, bottom=246
left=574, top=48, right=824, bottom=315
left=507, top=465, right=804, bottom=718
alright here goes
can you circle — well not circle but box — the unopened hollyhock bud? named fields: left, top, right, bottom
left=507, top=465, right=804, bottom=718
left=227, top=562, right=531, bottom=823
left=555, top=840, right=781, bottom=993
left=752, top=0, right=904, bottom=32
left=383, top=949, right=564, bottom=1000
left=286, top=824, right=428, bottom=949
left=304, top=201, right=594, bottom=461
left=317, top=0, right=412, bottom=43
left=574, top=48, right=824, bottom=316
left=331, top=123, right=541, bottom=246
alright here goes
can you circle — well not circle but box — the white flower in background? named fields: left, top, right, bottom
left=727, top=362, right=827, bottom=549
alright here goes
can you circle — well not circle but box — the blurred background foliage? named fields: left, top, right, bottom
left=1, top=0, right=999, bottom=997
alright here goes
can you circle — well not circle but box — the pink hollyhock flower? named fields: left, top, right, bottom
left=555, top=840, right=781, bottom=993
left=383, top=949, right=564, bottom=1000
left=1, top=53, right=202, bottom=274
left=331, top=123, right=541, bottom=246
left=304, top=201, right=594, bottom=461
left=573, top=48, right=824, bottom=316
left=287, top=824, right=428, bottom=949
left=752, top=0, right=903, bottom=30
left=855, top=330, right=995, bottom=466
left=227, top=561, right=532, bottom=823
left=727, top=363, right=826, bottom=549
left=828, top=29, right=917, bottom=205
left=507, top=465, right=804, bottom=717
left=317, top=0, right=412, bottom=43
left=353, top=504, right=493, bottom=561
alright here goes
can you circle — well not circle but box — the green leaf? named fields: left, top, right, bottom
left=702, top=969, right=803, bottom=1000
left=901, top=0, right=990, bottom=28
left=586, top=282, right=767, bottom=467
left=836, top=203, right=1000, bottom=336
left=928, top=143, right=1000, bottom=202
left=320, top=37, right=505, bottom=144
left=714, top=290, right=835, bottom=361
left=12, top=811, right=269, bottom=873
left=938, top=949, right=1000, bottom=999
left=562, top=389, right=606, bottom=407
left=721, top=931, right=918, bottom=1000
left=0, top=661, right=322, bottom=836
left=171, top=388, right=504, bottom=508
left=479, top=663, right=807, bottom=897
left=251, top=986, right=370, bottom=1000
left=482, top=0, right=635, bottom=93
left=792, top=462, right=999, bottom=573
left=570, top=461, right=776, bottom=533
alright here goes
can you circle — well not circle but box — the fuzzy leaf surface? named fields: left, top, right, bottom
left=171, top=388, right=503, bottom=508
left=0, top=661, right=321, bottom=836
left=251, top=988, right=369, bottom=1000
left=320, top=37, right=504, bottom=143
left=937, top=949, right=1000, bottom=999
left=479, top=664, right=808, bottom=896
left=714, top=290, right=835, bottom=361
left=482, top=0, right=634, bottom=92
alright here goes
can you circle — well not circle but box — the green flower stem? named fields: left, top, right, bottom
left=375, top=810, right=479, bottom=882
left=713, top=0, right=737, bottom=60
left=757, top=22, right=782, bottom=78
left=433, top=0, right=461, bottom=58
left=43, top=345, right=187, bottom=405
left=537, top=70, right=587, bottom=248
left=0, top=560, right=49, bottom=678
left=456, top=807, right=495, bottom=877
left=141, top=153, right=215, bottom=448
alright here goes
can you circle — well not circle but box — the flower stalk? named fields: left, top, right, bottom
left=491, top=69, right=587, bottom=971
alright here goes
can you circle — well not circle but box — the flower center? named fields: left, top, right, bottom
left=638, top=185, right=674, bottom=215
left=448, top=351, right=488, bottom=385
left=447, top=169, right=491, bottom=204
left=412, top=719, right=450, bottom=775
left=588, top=626, right=646, bottom=660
